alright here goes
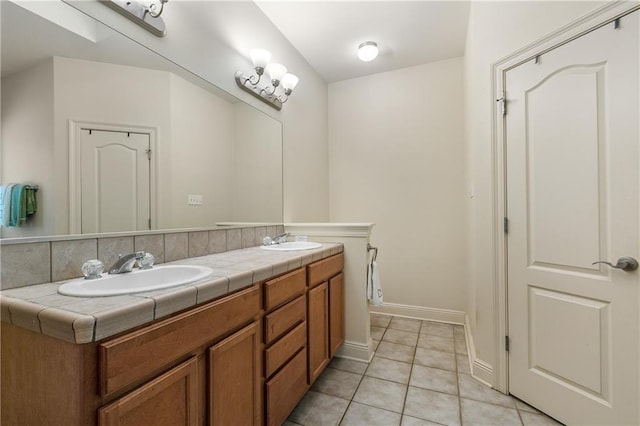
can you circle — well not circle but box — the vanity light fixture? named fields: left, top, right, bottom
left=357, top=41, right=379, bottom=62
left=235, top=49, right=299, bottom=111
left=102, top=0, right=169, bottom=37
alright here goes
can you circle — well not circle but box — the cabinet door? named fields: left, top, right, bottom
left=98, top=357, right=198, bottom=426
left=307, top=282, right=329, bottom=384
left=329, top=273, right=345, bottom=357
left=208, top=322, right=260, bottom=426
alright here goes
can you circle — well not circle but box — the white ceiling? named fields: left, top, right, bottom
left=256, top=1, right=470, bottom=83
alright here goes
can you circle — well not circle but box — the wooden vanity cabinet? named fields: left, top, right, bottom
left=306, top=254, right=344, bottom=385
left=1, top=251, right=345, bottom=426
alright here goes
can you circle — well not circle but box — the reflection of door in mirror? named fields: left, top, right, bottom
left=78, top=129, right=152, bottom=234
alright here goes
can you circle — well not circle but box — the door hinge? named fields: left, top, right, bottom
left=504, top=217, right=509, bottom=234
left=148, top=218, right=151, bottom=229
left=145, top=148, right=152, bottom=160
left=497, top=91, right=506, bottom=116
left=505, top=336, right=510, bottom=352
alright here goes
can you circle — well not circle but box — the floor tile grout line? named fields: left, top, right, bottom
left=456, top=331, right=464, bottom=426
left=399, top=330, right=416, bottom=424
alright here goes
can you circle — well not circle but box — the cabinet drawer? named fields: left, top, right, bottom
left=307, top=253, right=344, bottom=287
left=264, top=321, right=306, bottom=378
left=264, top=295, right=305, bottom=345
left=99, top=285, right=260, bottom=398
left=264, top=267, right=305, bottom=311
left=265, top=348, right=308, bottom=426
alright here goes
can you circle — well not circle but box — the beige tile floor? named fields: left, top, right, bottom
left=286, top=313, right=563, bottom=426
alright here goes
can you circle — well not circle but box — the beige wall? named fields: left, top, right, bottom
left=232, top=102, right=283, bottom=222
left=1, top=60, right=54, bottom=238
left=329, top=57, right=467, bottom=312
left=68, top=0, right=330, bottom=223
left=168, top=72, right=234, bottom=228
left=464, top=0, right=605, bottom=383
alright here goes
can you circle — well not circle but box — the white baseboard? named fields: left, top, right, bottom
left=463, top=314, right=496, bottom=388
left=472, top=358, right=494, bottom=387
left=370, top=302, right=466, bottom=325
left=335, top=339, right=373, bottom=362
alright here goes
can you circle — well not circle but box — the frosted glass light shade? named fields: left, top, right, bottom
left=266, top=63, right=287, bottom=82
left=357, top=41, right=378, bottom=62
left=250, top=48, right=271, bottom=69
left=281, top=73, right=299, bottom=91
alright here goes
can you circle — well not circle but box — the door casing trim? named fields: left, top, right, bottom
left=490, top=1, right=640, bottom=394
left=69, top=120, right=158, bottom=234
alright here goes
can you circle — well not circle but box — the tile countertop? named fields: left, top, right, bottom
left=0, top=242, right=343, bottom=345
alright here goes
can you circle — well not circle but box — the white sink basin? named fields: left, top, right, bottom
left=260, top=241, right=323, bottom=251
left=58, top=265, right=214, bottom=297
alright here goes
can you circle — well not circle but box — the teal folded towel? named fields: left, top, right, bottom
left=1, top=184, right=37, bottom=227
left=25, top=187, right=37, bottom=216
left=10, top=184, right=26, bottom=226
left=1, top=184, right=15, bottom=227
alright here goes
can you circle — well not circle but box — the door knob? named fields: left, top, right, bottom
left=592, top=257, right=639, bottom=272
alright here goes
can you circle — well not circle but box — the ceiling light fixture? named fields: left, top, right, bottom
left=235, top=48, right=299, bottom=111
left=357, top=41, right=379, bottom=62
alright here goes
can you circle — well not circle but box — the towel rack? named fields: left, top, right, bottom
left=25, top=185, right=39, bottom=192
left=367, top=243, right=378, bottom=263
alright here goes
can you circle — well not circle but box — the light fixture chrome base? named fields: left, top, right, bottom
left=102, top=0, right=166, bottom=37
left=235, top=71, right=282, bottom=111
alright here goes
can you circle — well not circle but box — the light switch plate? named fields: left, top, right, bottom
left=188, top=194, right=203, bottom=205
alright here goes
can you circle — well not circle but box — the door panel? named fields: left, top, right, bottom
left=80, top=129, right=150, bottom=233
left=528, top=287, right=610, bottom=398
left=526, top=65, right=605, bottom=271
left=506, top=11, right=639, bottom=425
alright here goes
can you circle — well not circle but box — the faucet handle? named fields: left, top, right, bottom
left=82, top=259, right=104, bottom=280
left=138, top=252, right=155, bottom=270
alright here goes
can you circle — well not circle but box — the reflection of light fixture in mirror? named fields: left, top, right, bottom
left=102, top=0, right=169, bottom=37
left=357, top=41, right=379, bottom=62
left=235, top=49, right=299, bottom=111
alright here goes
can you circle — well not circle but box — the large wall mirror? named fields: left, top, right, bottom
left=1, top=1, right=283, bottom=239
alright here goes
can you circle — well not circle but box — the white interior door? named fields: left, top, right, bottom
left=80, top=129, right=151, bottom=233
left=506, top=11, right=639, bottom=425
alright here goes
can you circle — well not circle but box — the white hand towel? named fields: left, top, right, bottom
left=368, top=261, right=383, bottom=306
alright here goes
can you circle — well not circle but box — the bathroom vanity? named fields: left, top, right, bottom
left=1, top=246, right=344, bottom=426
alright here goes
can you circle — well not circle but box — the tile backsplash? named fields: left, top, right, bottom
left=0, top=224, right=284, bottom=290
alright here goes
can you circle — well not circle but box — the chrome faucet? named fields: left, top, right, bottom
left=109, top=251, right=145, bottom=274
left=262, top=232, right=290, bottom=246
left=273, top=232, right=289, bottom=244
